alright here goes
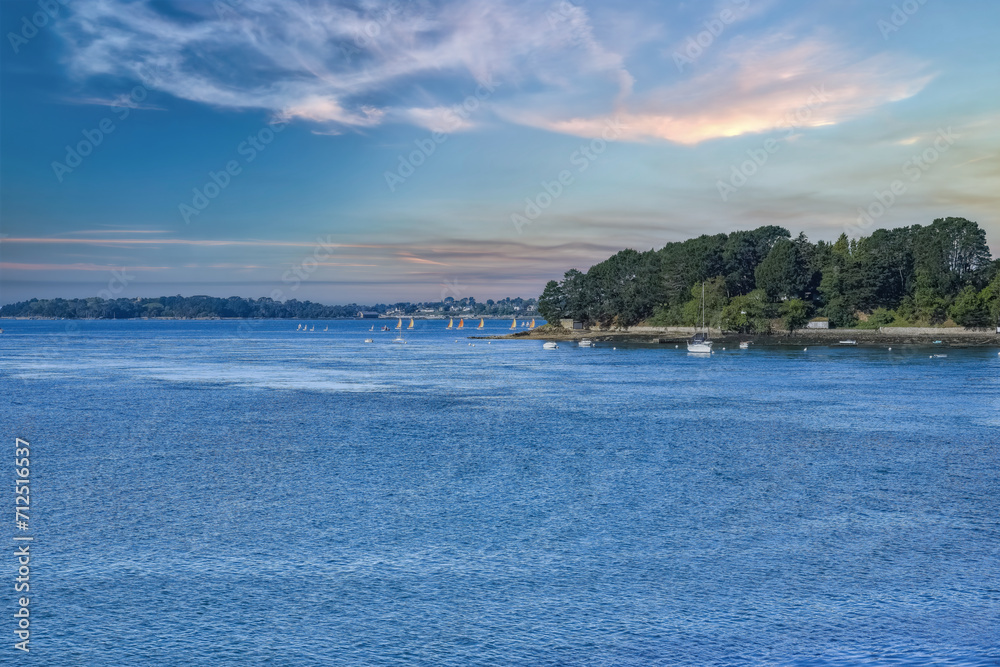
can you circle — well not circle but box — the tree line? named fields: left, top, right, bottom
left=537, top=217, right=1000, bottom=332
left=0, top=295, right=538, bottom=319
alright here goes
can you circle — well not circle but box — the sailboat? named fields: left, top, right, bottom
left=510, top=318, right=517, bottom=330
left=477, top=318, right=484, bottom=329
left=370, top=325, right=374, bottom=331
left=446, top=318, right=453, bottom=329
left=324, top=326, right=328, bottom=332
left=396, top=318, right=402, bottom=330
left=310, top=325, right=315, bottom=332
left=687, top=282, right=713, bottom=353
left=457, top=318, right=464, bottom=329
left=530, top=319, right=535, bottom=328
left=297, top=324, right=301, bottom=330
left=408, top=318, right=414, bottom=329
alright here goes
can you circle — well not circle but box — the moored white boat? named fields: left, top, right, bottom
left=543, top=341, right=558, bottom=349
left=578, top=339, right=593, bottom=347
left=687, top=333, right=713, bottom=353
left=739, top=341, right=750, bottom=349
left=687, top=282, right=713, bottom=353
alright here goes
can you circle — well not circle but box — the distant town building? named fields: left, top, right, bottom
left=357, top=311, right=380, bottom=319
left=806, top=317, right=830, bottom=329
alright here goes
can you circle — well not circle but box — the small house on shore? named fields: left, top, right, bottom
left=806, top=317, right=830, bottom=329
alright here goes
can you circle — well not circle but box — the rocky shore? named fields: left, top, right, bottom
left=475, top=325, right=1000, bottom=347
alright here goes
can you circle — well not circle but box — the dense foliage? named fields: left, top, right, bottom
left=537, top=217, right=999, bottom=330
left=0, top=295, right=538, bottom=319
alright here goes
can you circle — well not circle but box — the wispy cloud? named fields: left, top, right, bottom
left=57, top=0, right=629, bottom=133
left=508, top=33, right=932, bottom=144
left=0, top=263, right=169, bottom=271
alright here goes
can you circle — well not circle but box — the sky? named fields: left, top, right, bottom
left=1, top=0, right=998, bottom=305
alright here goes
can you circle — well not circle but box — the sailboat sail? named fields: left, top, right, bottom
left=396, top=318, right=402, bottom=329
left=446, top=318, right=453, bottom=329
left=530, top=319, right=535, bottom=328
left=457, top=319, right=464, bottom=329
left=477, top=318, right=484, bottom=329
left=408, top=318, right=414, bottom=329
left=510, top=318, right=517, bottom=329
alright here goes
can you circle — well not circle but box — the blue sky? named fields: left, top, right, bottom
left=1, top=0, right=998, bottom=304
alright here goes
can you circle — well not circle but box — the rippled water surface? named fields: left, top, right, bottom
left=2, top=320, right=999, bottom=665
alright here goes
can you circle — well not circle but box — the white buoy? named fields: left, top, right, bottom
left=804, top=347, right=807, bottom=352
left=613, top=347, right=617, bottom=350
left=888, top=347, right=892, bottom=351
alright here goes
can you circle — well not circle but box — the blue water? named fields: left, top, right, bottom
left=2, top=320, right=999, bottom=666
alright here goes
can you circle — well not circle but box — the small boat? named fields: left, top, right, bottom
left=408, top=318, right=414, bottom=329
left=839, top=340, right=857, bottom=345
left=370, top=325, right=374, bottom=331
left=296, top=324, right=301, bottom=330
left=446, top=318, right=454, bottom=329
left=364, top=338, right=374, bottom=343
left=392, top=332, right=406, bottom=344
left=933, top=340, right=943, bottom=344
left=687, top=283, right=713, bottom=353
left=324, top=326, right=328, bottom=332
left=739, top=341, right=750, bottom=349
left=529, top=319, right=535, bottom=328
left=457, top=319, right=464, bottom=329
left=578, top=339, right=593, bottom=347
left=381, top=325, right=390, bottom=332
left=510, top=318, right=517, bottom=330
left=478, top=318, right=484, bottom=329
left=932, top=354, right=947, bottom=358
left=310, top=326, right=315, bottom=332
left=543, top=342, right=558, bottom=349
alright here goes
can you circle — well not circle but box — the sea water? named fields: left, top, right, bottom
left=1, top=320, right=998, bottom=666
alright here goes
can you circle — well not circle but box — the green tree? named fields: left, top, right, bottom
left=721, top=290, right=772, bottom=334
left=755, top=235, right=815, bottom=301
left=780, top=298, right=810, bottom=333
left=681, top=276, right=728, bottom=327
left=537, top=280, right=565, bottom=323
left=949, top=285, right=991, bottom=327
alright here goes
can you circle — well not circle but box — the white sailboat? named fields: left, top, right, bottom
left=687, top=282, right=713, bottom=354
